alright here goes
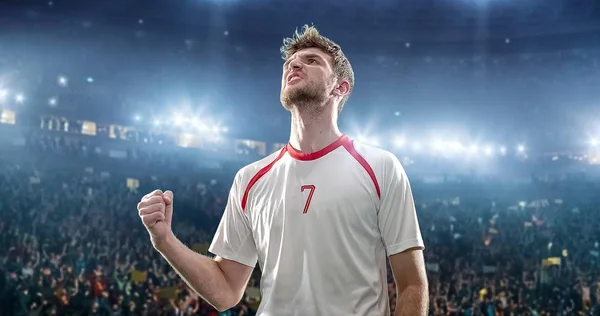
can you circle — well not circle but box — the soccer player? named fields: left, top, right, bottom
left=137, top=25, right=428, bottom=315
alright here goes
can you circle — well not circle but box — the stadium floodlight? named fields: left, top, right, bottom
left=499, top=146, right=507, bottom=155
left=448, top=141, right=463, bottom=151
left=153, top=120, right=160, bottom=127
left=48, top=98, right=57, bottom=106
left=0, top=89, right=7, bottom=102
left=58, top=76, right=68, bottom=87
left=468, top=144, right=478, bottom=153
left=173, top=115, right=184, bottom=126
left=517, top=145, right=525, bottom=153
left=15, top=94, right=24, bottom=103
left=357, top=135, right=379, bottom=146
left=411, top=142, right=422, bottom=151
left=591, top=138, right=598, bottom=147
left=394, top=136, right=406, bottom=148
left=432, top=139, right=445, bottom=151
left=484, top=146, right=493, bottom=156
left=134, top=115, right=141, bottom=122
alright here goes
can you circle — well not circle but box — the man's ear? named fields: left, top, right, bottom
left=333, top=80, right=350, bottom=97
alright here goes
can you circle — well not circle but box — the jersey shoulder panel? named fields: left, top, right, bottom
left=235, top=148, right=287, bottom=186
left=236, top=148, right=288, bottom=211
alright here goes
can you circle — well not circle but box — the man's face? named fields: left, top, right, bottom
left=280, top=47, right=336, bottom=111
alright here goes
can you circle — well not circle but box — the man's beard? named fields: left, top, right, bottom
left=280, top=81, right=328, bottom=112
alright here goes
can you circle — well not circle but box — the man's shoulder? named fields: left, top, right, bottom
left=234, top=148, right=286, bottom=184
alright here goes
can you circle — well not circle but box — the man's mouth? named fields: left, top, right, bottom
left=287, top=72, right=303, bottom=83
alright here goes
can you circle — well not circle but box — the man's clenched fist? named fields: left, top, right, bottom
left=137, top=190, right=174, bottom=247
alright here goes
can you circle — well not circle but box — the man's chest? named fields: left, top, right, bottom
left=244, top=163, right=380, bottom=245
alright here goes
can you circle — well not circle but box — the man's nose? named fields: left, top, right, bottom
left=289, top=59, right=302, bottom=71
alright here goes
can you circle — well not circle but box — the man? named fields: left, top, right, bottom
left=137, top=25, right=428, bottom=315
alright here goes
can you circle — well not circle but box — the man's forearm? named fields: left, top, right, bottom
left=154, top=234, right=236, bottom=311
left=395, top=284, right=429, bottom=316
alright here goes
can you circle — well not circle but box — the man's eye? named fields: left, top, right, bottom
left=308, top=59, right=317, bottom=64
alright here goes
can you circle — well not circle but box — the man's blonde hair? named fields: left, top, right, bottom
left=280, top=25, right=355, bottom=113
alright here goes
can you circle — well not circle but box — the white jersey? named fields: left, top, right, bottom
left=209, top=135, right=424, bottom=316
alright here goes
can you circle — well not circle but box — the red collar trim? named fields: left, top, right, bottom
left=286, top=135, right=350, bottom=161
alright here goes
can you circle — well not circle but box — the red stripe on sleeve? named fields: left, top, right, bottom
left=342, top=140, right=381, bottom=199
left=241, top=147, right=288, bottom=211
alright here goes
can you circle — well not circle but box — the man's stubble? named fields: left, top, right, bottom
left=280, top=79, right=330, bottom=114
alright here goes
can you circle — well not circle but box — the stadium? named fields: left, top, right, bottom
left=1, top=0, right=600, bottom=315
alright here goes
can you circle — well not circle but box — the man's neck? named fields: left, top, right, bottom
left=288, top=107, right=342, bottom=154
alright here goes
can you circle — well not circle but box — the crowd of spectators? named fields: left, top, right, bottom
left=4, top=6, right=600, bottom=314
left=1, top=131, right=600, bottom=316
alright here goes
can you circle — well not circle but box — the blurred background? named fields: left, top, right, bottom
left=1, top=0, right=600, bottom=315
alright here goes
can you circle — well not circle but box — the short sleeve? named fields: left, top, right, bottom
left=378, top=154, right=425, bottom=256
left=209, top=171, right=258, bottom=267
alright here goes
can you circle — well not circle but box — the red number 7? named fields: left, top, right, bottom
left=301, top=185, right=316, bottom=214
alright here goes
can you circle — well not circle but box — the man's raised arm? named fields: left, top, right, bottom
left=137, top=189, right=254, bottom=311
